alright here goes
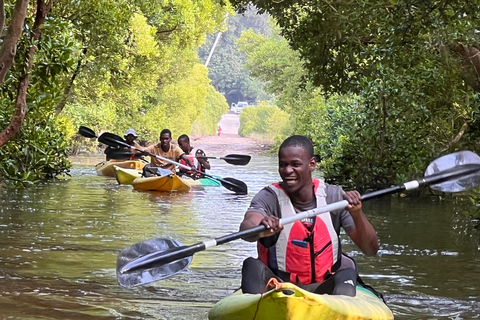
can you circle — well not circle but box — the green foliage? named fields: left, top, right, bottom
left=192, top=86, right=229, bottom=136
left=1, top=0, right=232, bottom=184
left=142, top=64, right=213, bottom=140
left=238, top=102, right=292, bottom=141
left=60, top=0, right=231, bottom=145
left=0, top=114, right=71, bottom=186
left=232, top=1, right=480, bottom=95
left=237, top=25, right=305, bottom=109
left=198, top=7, right=272, bottom=105
left=0, top=14, right=78, bottom=185
left=230, top=2, right=480, bottom=192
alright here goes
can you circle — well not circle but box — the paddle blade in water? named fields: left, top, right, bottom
left=223, top=154, right=251, bottom=166
left=78, top=126, right=97, bottom=139
left=198, top=154, right=251, bottom=165
left=221, top=177, right=248, bottom=195
left=116, top=238, right=191, bottom=287
left=425, top=151, right=480, bottom=192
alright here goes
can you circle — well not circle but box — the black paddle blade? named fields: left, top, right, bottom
left=198, top=154, right=251, bottom=165
left=98, top=132, right=129, bottom=148
left=223, top=154, right=251, bottom=166
left=106, top=149, right=134, bottom=160
left=78, top=126, right=97, bottom=139
left=116, top=238, right=192, bottom=288
left=220, top=177, right=248, bottom=195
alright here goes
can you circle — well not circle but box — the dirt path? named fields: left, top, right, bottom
left=191, top=112, right=271, bottom=155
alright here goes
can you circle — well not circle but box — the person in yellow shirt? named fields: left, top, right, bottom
left=143, top=129, right=194, bottom=174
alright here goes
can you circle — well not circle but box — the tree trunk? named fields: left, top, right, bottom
left=0, top=0, right=51, bottom=147
left=0, top=0, right=29, bottom=84
left=0, top=0, right=6, bottom=38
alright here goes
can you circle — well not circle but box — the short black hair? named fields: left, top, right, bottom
left=178, top=134, right=190, bottom=143
left=160, top=129, right=171, bottom=138
left=279, top=135, right=314, bottom=158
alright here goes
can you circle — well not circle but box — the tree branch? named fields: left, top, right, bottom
left=55, top=47, right=87, bottom=114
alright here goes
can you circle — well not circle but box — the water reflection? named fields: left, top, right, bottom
left=0, top=156, right=479, bottom=319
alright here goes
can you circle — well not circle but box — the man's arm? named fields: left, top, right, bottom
left=141, top=144, right=154, bottom=156
left=343, top=191, right=379, bottom=256
left=173, top=146, right=195, bottom=168
left=240, top=211, right=283, bottom=242
left=179, top=153, right=195, bottom=168
left=240, top=188, right=283, bottom=242
left=196, top=149, right=210, bottom=170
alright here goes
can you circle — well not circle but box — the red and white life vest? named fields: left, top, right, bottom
left=257, top=179, right=341, bottom=284
left=179, top=148, right=203, bottom=174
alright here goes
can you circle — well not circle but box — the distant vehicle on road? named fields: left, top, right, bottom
left=231, top=101, right=249, bottom=114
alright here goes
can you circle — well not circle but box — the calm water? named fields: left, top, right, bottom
left=0, top=155, right=479, bottom=319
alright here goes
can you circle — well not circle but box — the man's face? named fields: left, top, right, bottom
left=160, top=133, right=171, bottom=148
left=178, top=139, right=190, bottom=153
left=278, top=145, right=315, bottom=195
left=125, top=134, right=135, bottom=144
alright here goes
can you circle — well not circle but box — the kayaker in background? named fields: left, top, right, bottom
left=124, top=129, right=142, bottom=150
left=142, top=129, right=194, bottom=175
left=239, top=135, right=381, bottom=298
left=104, top=128, right=143, bottom=161
left=177, top=134, right=210, bottom=179
left=124, top=128, right=144, bottom=160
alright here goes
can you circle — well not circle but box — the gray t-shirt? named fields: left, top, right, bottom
left=246, top=183, right=355, bottom=246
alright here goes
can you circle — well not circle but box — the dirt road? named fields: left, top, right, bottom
left=191, top=112, right=271, bottom=155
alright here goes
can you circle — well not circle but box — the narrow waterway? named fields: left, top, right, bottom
left=0, top=155, right=479, bottom=319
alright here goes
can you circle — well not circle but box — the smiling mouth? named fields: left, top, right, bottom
left=283, top=178, right=297, bottom=185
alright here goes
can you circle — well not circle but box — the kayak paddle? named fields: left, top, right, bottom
left=116, top=151, right=480, bottom=287
left=78, top=126, right=151, bottom=163
left=117, top=238, right=192, bottom=288
left=197, top=154, right=251, bottom=166
left=105, top=148, right=135, bottom=160
left=78, top=126, right=98, bottom=139
left=97, top=132, right=248, bottom=195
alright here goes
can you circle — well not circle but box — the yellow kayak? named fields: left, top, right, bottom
left=114, top=166, right=205, bottom=188
left=131, top=174, right=191, bottom=192
left=208, top=281, right=393, bottom=320
left=95, top=160, right=145, bottom=177
left=114, top=166, right=142, bottom=185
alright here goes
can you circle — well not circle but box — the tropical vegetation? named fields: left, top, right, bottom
left=198, top=7, right=271, bottom=106
left=2, top=0, right=480, bottom=210
left=233, top=1, right=480, bottom=195
left=0, top=0, right=231, bottom=185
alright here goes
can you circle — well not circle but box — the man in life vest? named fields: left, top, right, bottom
left=177, top=134, right=210, bottom=179
left=239, top=135, right=379, bottom=297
